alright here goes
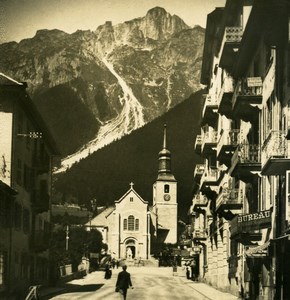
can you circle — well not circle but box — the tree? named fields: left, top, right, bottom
left=50, top=225, right=104, bottom=272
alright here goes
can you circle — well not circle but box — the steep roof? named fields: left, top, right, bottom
left=89, top=206, right=115, bottom=227
left=115, top=184, right=148, bottom=204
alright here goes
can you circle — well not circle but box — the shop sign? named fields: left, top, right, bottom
left=237, top=209, right=272, bottom=231
left=247, top=77, right=262, bottom=87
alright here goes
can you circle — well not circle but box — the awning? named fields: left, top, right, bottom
left=245, top=241, right=270, bottom=257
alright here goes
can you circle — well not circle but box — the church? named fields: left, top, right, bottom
left=89, top=125, right=177, bottom=260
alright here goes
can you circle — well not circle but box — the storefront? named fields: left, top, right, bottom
left=230, top=209, right=273, bottom=300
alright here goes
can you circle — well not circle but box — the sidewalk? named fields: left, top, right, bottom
left=177, top=275, right=239, bottom=300
left=37, top=286, right=66, bottom=299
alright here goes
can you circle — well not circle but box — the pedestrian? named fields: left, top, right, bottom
left=186, top=267, right=190, bottom=279
left=116, top=260, right=119, bottom=269
left=112, top=258, right=116, bottom=269
left=104, top=264, right=111, bottom=279
left=115, top=265, right=133, bottom=300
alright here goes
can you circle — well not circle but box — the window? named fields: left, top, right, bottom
left=128, top=215, right=135, bottom=231
left=123, top=219, right=127, bottom=230
left=130, top=197, right=133, bottom=202
left=164, top=184, right=170, bottom=193
left=135, top=219, right=139, bottom=231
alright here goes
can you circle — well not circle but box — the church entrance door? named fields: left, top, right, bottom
left=125, top=239, right=136, bottom=259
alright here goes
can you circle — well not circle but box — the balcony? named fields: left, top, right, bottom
left=217, top=76, right=234, bottom=118
left=202, top=94, right=218, bottom=126
left=216, top=129, right=240, bottom=166
left=194, top=134, right=202, bottom=155
left=201, top=130, right=218, bottom=155
left=261, top=130, right=290, bottom=175
left=192, top=229, right=207, bottom=241
left=220, top=27, right=243, bottom=72
left=232, top=77, right=262, bottom=121
left=229, top=143, right=261, bottom=181
left=193, top=164, right=205, bottom=182
left=192, top=193, right=208, bottom=210
left=200, top=168, right=219, bottom=193
left=216, top=188, right=243, bottom=212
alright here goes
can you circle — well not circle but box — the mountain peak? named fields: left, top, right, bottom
left=146, top=6, right=168, bottom=16
left=142, top=7, right=190, bottom=40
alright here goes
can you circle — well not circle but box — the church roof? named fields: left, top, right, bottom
left=157, top=173, right=176, bottom=181
left=115, top=183, right=148, bottom=204
left=89, top=206, right=115, bottom=227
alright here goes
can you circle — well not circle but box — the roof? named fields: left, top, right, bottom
left=157, top=173, right=176, bottom=181
left=89, top=206, right=115, bottom=227
left=115, top=185, right=148, bottom=204
left=0, top=180, right=17, bottom=196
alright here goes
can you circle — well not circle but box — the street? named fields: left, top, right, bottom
left=50, top=267, right=209, bottom=300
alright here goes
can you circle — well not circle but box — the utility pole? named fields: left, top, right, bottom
left=65, top=225, right=69, bottom=251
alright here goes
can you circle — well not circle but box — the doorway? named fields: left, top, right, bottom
left=125, top=239, right=136, bottom=259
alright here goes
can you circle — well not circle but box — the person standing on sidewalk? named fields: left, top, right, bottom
left=115, top=265, right=133, bottom=299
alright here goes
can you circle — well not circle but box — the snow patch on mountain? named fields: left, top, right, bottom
left=55, top=55, right=145, bottom=173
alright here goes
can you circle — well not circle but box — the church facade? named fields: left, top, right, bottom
left=89, top=125, right=177, bottom=259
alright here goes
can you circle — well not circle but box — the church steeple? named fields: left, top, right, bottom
left=157, top=124, right=175, bottom=180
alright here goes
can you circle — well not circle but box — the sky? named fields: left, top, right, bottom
left=0, top=0, right=225, bottom=44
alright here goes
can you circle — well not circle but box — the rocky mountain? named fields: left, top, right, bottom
left=0, top=7, right=204, bottom=171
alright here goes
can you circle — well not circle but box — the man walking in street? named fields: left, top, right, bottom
left=115, top=265, right=133, bottom=299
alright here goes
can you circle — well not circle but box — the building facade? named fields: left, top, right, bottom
left=191, top=1, right=290, bottom=299
left=0, top=73, right=59, bottom=298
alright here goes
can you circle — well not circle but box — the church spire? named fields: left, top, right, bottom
left=163, top=124, right=167, bottom=149
left=157, top=124, right=175, bottom=180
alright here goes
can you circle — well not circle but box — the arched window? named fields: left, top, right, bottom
left=128, top=215, right=135, bottom=231
left=123, top=219, right=127, bottom=230
left=135, top=219, right=139, bottom=231
left=164, top=184, right=170, bottom=193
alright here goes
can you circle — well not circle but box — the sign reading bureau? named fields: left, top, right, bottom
left=231, top=209, right=272, bottom=235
